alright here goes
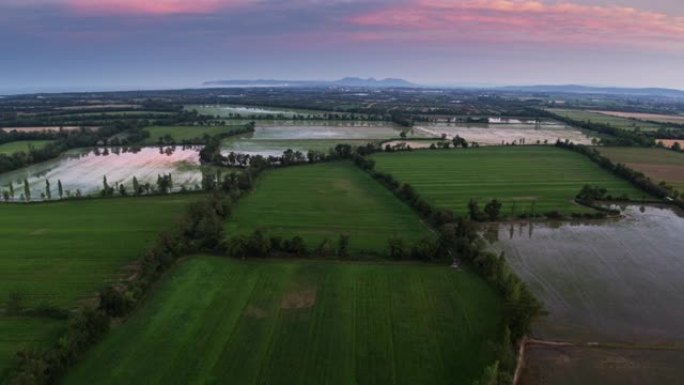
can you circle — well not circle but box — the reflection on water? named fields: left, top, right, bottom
left=221, top=121, right=416, bottom=156
left=416, top=122, right=594, bottom=146
left=489, top=205, right=684, bottom=343
left=0, top=146, right=203, bottom=201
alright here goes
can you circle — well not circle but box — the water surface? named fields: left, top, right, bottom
left=490, top=205, right=684, bottom=344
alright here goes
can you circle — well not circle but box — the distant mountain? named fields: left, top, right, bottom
left=495, top=84, right=684, bottom=98
left=202, top=77, right=416, bottom=88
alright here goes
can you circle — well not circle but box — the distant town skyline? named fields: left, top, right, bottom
left=1, top=0, right=683, bottom=92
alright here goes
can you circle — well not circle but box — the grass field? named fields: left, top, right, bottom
left=143, top=125, right=244, bottom=144
left=371, top=147, right=648, bottom=216
left=0, top=140, right=54, bottom=155
left=0, top=195, right=201, bottom=377
left=547, top=109, right=663, bottom=132
left=0, top=195, right=201, bottom=308
left=64, top=256, right=502, bottom=385
left=226, top=162, right=432, bottom=253
left=599, top=147, right=684, bottom=193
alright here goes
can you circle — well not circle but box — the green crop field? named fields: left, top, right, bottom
left=371, top=146, right=648, bottom=216
left=547, top=109, right=663, bottom=132
left=0, top=195, right=201, bottom=376
left=599, top=147, right=684, bottom=193
left=64, top=256, right=502, bottom=385
left=226, top=162, right=432, bottom=254
left=143, top=125, right=245, bottom=144
left=0, top=140, right=54, bottom=155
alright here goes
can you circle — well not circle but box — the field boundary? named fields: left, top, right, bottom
left=351, top=152, right=543, bottom=383
left=555, top=141, right=683, bottom=210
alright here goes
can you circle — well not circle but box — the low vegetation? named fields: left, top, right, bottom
left=225, top=162, right=432, bottom=254
left=63, top=256, right=502, bottom=385
left=370, top=146, right=646, bottom=217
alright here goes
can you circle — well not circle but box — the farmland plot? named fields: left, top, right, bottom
left=599, top=147, right=684, bottom=193
left=491, top=205, right=684, bottom=384
left=371, top=147, right=646, bottom=216
left=64, top=257, right=502, bottom=385
left=226, top=162, right=432, bottom=254
left=221, top=121, right=423, bottom=156
left=414, top=121, right=594, bottom=146
left=490, top=205, right=684, bottom=343
left=0, top=146, right=204, bottom=201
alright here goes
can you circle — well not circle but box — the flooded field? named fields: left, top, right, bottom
left=188, top=105, right=328, bottom=118
left=491, top=205, right=684, bottom=383
left=0, top=146, right=203, bottom=201
left=491, top=205, right=684, bottom=343
left=221, top=121, right=417, bottom=156
left=415, top=122, right=594, bottom=146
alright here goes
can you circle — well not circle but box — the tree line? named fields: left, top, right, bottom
left=555, top=140, right=683, bottom=208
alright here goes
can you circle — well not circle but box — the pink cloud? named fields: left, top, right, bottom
left=350, top=0, right=684, bottom=51
left=66, top=0, right=242, bottom=15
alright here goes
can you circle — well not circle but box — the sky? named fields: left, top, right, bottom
left=1, top=0, right=683, bottom=92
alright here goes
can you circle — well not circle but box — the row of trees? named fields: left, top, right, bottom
left=555, top=140, right=683, bottom=206
left=1, top=179, right=76, bottom=202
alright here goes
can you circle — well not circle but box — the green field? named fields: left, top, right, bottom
left=0, top=140, right=54, bottom=155
left=547, top=109, right=663, bottom=132
left=0, top=195, right=200, bottom=376
left=226, top=162, right=432, bottom=253
left=64, top=256, right=502, bottom=385
left=143, top=125, right=244, bottom=144
left=599, top=147, right=684, bottom=193
left=371, top=146, right=648, bottom=216
left=0, top=195, right=202, bottom=307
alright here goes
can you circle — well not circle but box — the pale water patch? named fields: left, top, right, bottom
left=415, top=122, right=594, bottom=146
left=0, top=146, right=203, bottom=201
left=221, top=121, right=422, bottom=156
